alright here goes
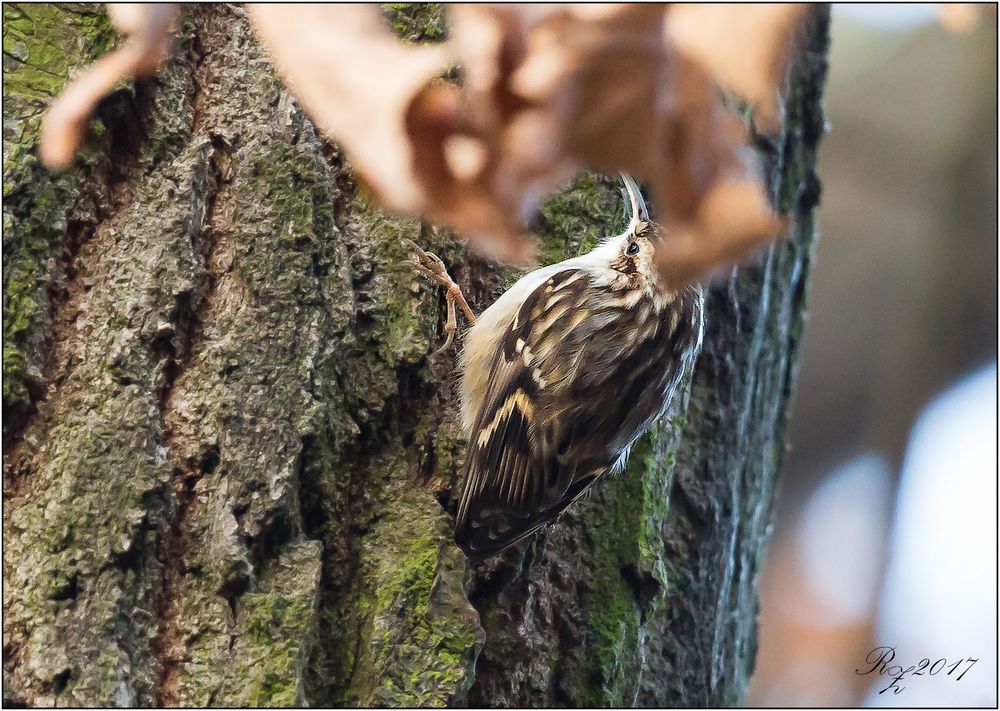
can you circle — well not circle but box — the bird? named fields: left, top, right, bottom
left=405, top=174, right=704, bottom=561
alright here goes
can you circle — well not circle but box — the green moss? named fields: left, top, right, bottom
left=536, top=173, right=625, bottom=267
left=245, top=145, right=331, bottom=300
left=217, top=542, right=322, bottom=707
left=555, top=413, right=689, bottom=705
left=2, top=4, right=117, bottom=420
left=3, top=4, right=116, bottom=125
left=3, top=375, right=176, bottom=704
left=383, top=3, right=447, bottom=43
left=350, top=488, right=481, bottom=707
left=4, top=177, right=65, bottom=412
left=569, top=445, right=648, bottom=705
left=355, top=203, right=436, bottom=366
left=373, top=532, right=438, bottom=615
left=236, top=595, right=311, bottom=706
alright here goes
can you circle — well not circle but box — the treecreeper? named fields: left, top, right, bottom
left=407, top=175, right=705, bottom=560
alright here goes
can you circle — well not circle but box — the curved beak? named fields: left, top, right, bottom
left=619, top=173, right=649, bottom=235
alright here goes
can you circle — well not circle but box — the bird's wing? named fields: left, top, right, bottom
left=455, top=268, right=599, bottom=559
left=455, top=269, right=700, bottom=560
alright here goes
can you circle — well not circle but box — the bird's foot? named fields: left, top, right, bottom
left=402, top=238, right=477, bottom=354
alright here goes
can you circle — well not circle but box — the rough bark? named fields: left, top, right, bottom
left=3, top=4, right=828, bottom=707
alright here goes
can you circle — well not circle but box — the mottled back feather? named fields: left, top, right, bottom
left=455, top=266, right=702, bottom=560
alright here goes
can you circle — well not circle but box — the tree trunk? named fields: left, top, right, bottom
left=3, top=4, right=829, bottom=707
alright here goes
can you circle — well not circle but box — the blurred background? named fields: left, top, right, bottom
left=745, top=4, right=997, bottom=707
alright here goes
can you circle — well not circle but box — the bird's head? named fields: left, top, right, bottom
left=585, top=174, right=665, bottom=292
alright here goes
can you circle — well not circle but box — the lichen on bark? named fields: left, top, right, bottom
left=3, top=4, right=829, bottom=708
left=3, top=3, right=117, bottom=435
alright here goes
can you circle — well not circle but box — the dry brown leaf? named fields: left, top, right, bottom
left=405, top=82, right=542, bottom=263
left=447, top=4, right=791, bottom=282
left=247, top=4, right=448, bottom=214
left=439, top=5, right=676, bottom=260
left=40, top=3, right=810, bottom=281
left=438, top=5, right=589, bottom=259
left=652, top=50, right=784, bottom=282
left=249, top=4, right=545, bottom=263
left=666, top=4, right=809, bottom=133
left=656, top=180, right=785, bottom=286
left=938, top=4, right=980, bottom=33
left=40, top=3, right=179, bottom=170
left=495, top=4, right=671, bottom=177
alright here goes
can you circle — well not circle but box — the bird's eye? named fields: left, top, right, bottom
left=626, top=241, right=640, bottom=256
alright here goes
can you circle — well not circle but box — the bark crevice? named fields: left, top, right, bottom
left=150, top=127, right=231, bottom=710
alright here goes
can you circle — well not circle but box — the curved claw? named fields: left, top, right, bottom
left=401, top=238, right=477, bottom=355
left=402, top=238, right=445, bottom=273
left=432, top=327, right=455, bottom=356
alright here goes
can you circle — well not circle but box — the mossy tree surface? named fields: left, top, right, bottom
left=2, top=4, right=829, bottom=707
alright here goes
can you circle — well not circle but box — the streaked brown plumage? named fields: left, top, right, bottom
left=411, top=175, right=704, bottom=561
